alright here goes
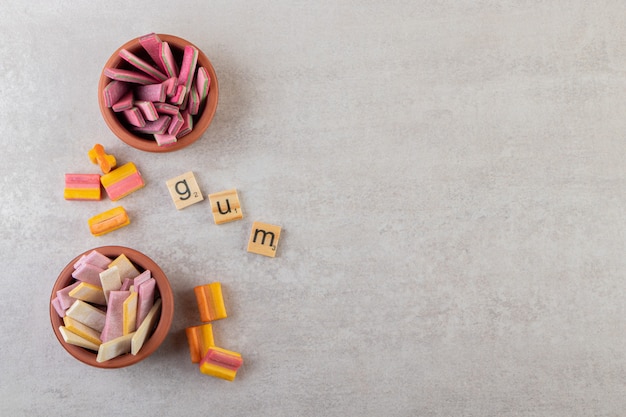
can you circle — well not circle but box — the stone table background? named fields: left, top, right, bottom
left=2, top=1, right=626, bottom=416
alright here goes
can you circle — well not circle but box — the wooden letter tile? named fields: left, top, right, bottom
left=247, top=221, right=282, bottom=257
left=208, top=189, right=243, bottom=224
left=166, top=171, right=204, bottom=210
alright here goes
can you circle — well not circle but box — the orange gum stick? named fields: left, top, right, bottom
left=193, top=283, right=227, bottom=322
left=88, top=206, right=130, bottom=236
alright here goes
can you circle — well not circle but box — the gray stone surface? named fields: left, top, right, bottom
left=2, top=1, right=626, bottom=416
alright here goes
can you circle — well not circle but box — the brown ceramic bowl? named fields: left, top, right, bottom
left=50, top=246, right=174, bottom=368
left=98, top=34, right=219, bottom=152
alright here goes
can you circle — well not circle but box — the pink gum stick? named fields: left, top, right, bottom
left=56, top=281, right=80, bottom=310
left=103, top=172, right=144, bottom=201
left=136, top=278, right=156, bottom=328
left=196, top=67, right=210, bottom=102
left=123, top=107, right=146, bottom=128
left=167, top=112, right=184, bottom=136
left=188, top=84, right=200, bottom=116
left=159, top=42, right=179, bottom=78
left=135, top=100, right=159, bottom=121
left=119, top=48, right=168, bottom=82
left=72, top=263, right=105, bottom=287
left=133, top=115, right=171, bottom=134
left=101, top=290, right=130, bottom=342
left=138, top=33, right=166, bottom=73
left=135, top=83, right=166, bottom=102
left=176, top=110, right=193, bottom=138
left=178, top=45, right=198, bottom=92
left=74, top=250, right=111, bottom=270
left=103, top=81, right=130, bottom=107
left=104, top=68, right=156, bottom=85
left=112, top=90, right=134, bottom=112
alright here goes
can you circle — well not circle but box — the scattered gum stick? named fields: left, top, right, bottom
left=204, top=347, right=243, bottom=370
left=100, top=265, right=122, bottom=304
left=108, top=254, right=140, bottom=281
left=167, top=112, right=184, bottom=136
left=101, top=290, right=131, bottom=342
left=119, top=48, right=168, bottom=82
left=66, top=299, right=106, bottom=332
left=185, top=323, right=214, bottom=363
left=111, top=90, right=134, bottom=112
left=103, top=80, right=131, bottom=107
left=123, top=107, right=146, bottom=128
left=100, top=162, right=145, bottom=201
left=135, top=82, right=166, bottom=103
left=188, top=84, right=200, bottom=116
left=102, top=171, right=145, bottom=201
left=56, top=281, right=80, bottom=310
left=135, top=100, right=158, bottom=121
left=138, top=33, right=166, bottom=73
left=136, top=278, right=155, bottom=328
left=168, top=85, right=187, bottom=106
left=88, top=206, right=130, bottom=236
left=123, top=292, right=138, bottom=335
left=133, top=115, right=171, bottom=134
left=68, top=282, right=107, bottom=305
left=131, top=298, right=162, bottom=355
left=159, top=41, right=179, bottom=78
left=59, top=325, right=100, bottom=351
left=97, top=332, right=134, bottom=362
left=194, top=282, right=227, bottom=322
left=196, top=67, right=210, bottom=102
left=154, top=102, right=179, bottom=116
left=63, top=315, right=102, bottom=346
left=64, top=174, right=102, bottom=201
left=103, top=67, right=156, bottom=85
left=199, top=347, right=243, bottom=381
left=178, top=45, right=198, bottom=92
left=87, top=144, right=116, bottom=174
left=154, top=134, right=178, bottom=147
left=72, top=263, right=105, bottom=286
left=177, top=110, right=193, bottom=138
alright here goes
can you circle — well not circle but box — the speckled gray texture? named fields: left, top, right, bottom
left=2, top=1, right=626, bottom=416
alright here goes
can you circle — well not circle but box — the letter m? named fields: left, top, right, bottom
left=253, top=228, right=275, bottom=247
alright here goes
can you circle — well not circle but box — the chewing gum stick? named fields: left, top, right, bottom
left=119, top=48, right=168, bottom=82
left=108, top=254, right=140, bottom=281
left=103, top=80, right=131, bottom=107
left=131, top=298, right=162, bottom=355
left=159, top=41, right=179, bottom=78
left=97, top=333, right=134, bottom=362
left=68, top=282, right=107, bottom=305
left=66, top=299, right=106, bottom=332
left=104, top=68, right=156, bottom=85
left=88, top=206, right=130, bottom=236
left=196, top=66, right=210, bottom=102
left=178, top=45, right=198, bottom=93
left=112, top=90, right=134, bottom=112
left=59, top=325, right=101, bottom=351
left=138, top=33, right=166, bottom=73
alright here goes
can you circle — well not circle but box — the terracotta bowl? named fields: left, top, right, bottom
left=98, top=34, right=219, bottom=152
left=50, top=246, right=174, bottom=368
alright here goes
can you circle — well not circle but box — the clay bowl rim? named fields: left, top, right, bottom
left=50, top=246, right=174, bottom=368
left=97, top=34, right=219, bottom=153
